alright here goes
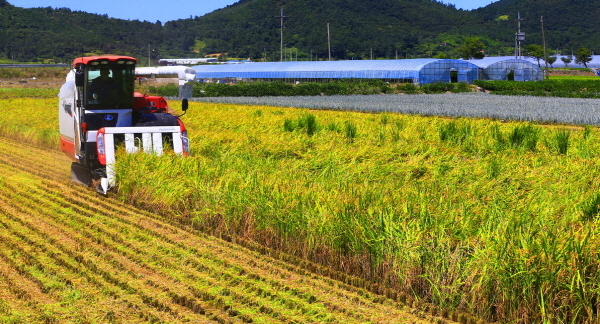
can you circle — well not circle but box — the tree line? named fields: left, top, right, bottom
left=522, top=44, right=593, bottom=68
left=1, top=0, right=599, bottom=64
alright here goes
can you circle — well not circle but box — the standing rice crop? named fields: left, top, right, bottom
left=108, top=100, right=600, bottom=323
left=553, top=128, right=571, bottom=155
left=0, top=96, right=59, bottom=149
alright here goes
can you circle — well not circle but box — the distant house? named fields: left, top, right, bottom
left=205, top=53, right=228, bottom=58
left=158, top=58, right=217, bottom=66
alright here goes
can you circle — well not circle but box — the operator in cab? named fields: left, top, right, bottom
left=89, top=68, right=121, bottom=106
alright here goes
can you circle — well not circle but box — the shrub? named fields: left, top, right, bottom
left=149, top=84, right=178, bottom=97
left=475, top=79, right=600, bottom=98
left=396, top=83, right=420, bottom=94
left=451, top=82, right=471, bottom=93
left=422, top=82, right=454, bottom=94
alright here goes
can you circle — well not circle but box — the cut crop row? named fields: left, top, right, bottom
left=1, top=172, right=381, bottom=324
left=0, top=190, right=196, bottom=323
left=0, top=171, right=252, bottom=323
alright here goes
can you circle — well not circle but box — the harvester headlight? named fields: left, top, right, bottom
left=97, top=133, right=105, bottom=155
left=96, top=130, right=107, bottom=166
left=181, top=131, right=190, bottom=155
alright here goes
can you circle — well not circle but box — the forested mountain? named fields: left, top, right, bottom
left=0, top=0, right=598, bottom=63
left=167, top=0, right=477, bottom=60
left=474, top=0, right=600, bottom=55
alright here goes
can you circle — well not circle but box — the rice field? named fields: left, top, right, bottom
left=190, top=93, right=600, bottom=125
left=117, top=95, right=600, bottom=323
left=4, top=88, right=600, bottom=323
left=0, top=136, right=437, bottom=323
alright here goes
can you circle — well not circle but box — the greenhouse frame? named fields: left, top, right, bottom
left=467, top=57, right=543, bottom=81
left=192, top=59, right=480, bottom=84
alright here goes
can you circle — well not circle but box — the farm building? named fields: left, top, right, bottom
left=158, top=58, right=217, bottom=65
left=466, top=57, right=543, bottom=81
left=192, top=59, right=480, bottom=84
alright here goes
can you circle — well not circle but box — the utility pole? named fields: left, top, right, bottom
left=515, top=12, right=525, bottom=59
left=541, top=16, right=549, bottom=80
left=276, top=8, right=288, bottom=62
left=327, top=23, right=331, bottom=61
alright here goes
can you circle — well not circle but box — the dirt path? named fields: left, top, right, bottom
left=0, top=136, right=451, bottom=323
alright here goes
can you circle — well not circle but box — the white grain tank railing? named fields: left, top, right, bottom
left=96, top=126, right=188, bottom=194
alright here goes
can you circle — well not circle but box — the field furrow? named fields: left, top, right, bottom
left=0, top=196, right=192, bottom=323
left=0, top=170, right=238, bottom=323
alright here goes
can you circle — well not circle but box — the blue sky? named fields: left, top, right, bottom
left=8, top=0, right=496, bottom=23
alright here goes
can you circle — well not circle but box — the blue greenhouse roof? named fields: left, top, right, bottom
left=192, top=59, right=479, bottom=83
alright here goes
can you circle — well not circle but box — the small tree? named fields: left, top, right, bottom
left=560, top=55, right=572, bottom=67
left=546, top=56, right=557, bottom=68
left=217, top=53, right=229, bottom=62
left=574, top=47, right=593, bottom=68
left=457, top=37, right=485, bottom=60
left=525, top=44, right=545, bottom=67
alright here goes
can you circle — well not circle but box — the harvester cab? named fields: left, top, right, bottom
left=59, top=55, right=191, bottom=195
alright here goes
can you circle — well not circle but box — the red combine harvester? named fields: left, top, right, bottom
left=58, top=55, right=194, bottom=194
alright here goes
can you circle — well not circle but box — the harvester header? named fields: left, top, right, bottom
left=58, top=55, right=192, bottom=194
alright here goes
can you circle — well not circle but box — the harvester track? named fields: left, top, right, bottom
left=0, top=136, right=444, bottom=323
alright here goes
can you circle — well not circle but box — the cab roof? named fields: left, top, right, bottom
left=72, top=55, right=137, bottom=67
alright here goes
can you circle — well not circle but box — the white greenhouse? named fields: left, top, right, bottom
left=466, top=57, right=543, bottom=81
